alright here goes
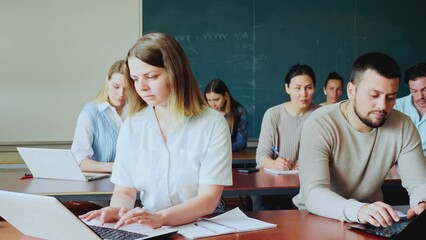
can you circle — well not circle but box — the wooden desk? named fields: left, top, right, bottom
left=0, top=169, right=297, bottom=200
left=0, top=170, right=113, bottom=201
left=0, top=210, right=386, bottom=240
left=0, top=168, right=402, bottom=202
left=223, top=168, right=300, bottom=196
left=232, top=148, right=256, bottom=166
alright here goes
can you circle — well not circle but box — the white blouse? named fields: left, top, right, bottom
left=111, top=106, right=233, bottom=211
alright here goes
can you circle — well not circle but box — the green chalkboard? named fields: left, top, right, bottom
left=143, top=0, right=426, bottom=138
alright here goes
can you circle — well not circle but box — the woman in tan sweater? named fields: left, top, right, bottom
left=254, top=64, right=320, bottom=210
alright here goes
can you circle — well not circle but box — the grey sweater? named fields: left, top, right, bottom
left=293, top=101, right=426, bottom=222
left=256, top=103, right=319, bottom=166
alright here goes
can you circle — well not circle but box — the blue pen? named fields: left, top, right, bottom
left=272, top=146, right=294, bottom=168
left=271, top=146, right=285, bottom=158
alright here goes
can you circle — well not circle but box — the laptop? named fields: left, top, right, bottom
left=17, top=147, right=110, bottom=181
left=0, top=190, right=177, bottom=240
left=347, top=207, right=425, bottom=239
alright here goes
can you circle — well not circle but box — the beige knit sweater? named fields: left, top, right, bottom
left=293, top=101, right=426, bottom=222
left=256, top=103, right=319, bottom=166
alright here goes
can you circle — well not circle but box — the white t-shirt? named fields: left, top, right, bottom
left=111, top=106, right=233, bottom=211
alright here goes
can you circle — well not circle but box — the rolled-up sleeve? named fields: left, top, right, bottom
left=71, top=111, right=94, bottom=165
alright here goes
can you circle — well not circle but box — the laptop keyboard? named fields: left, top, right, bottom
left=89, top=225, right=148, bottom=240
left=365, top=221, right=410, bottom=238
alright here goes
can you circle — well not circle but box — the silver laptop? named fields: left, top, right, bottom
left=0, top=190, right=177, bottom=240
left=17, top=147, right=110, bottom=181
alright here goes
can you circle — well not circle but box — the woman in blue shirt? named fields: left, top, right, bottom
left=71, top=60, right=128, bottom=173
left=204, top=78, right=249, bottom=152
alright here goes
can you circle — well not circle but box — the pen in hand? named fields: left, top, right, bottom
left=271, top=146, right=285, bottom=158
left=271, top=146, right=292, bottom=169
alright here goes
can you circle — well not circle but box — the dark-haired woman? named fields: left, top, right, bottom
left=254, top=64, right=320, bottom=210
left=320, top=71, right=344, bottom=106
left=205, top=78, right=248, bottom=152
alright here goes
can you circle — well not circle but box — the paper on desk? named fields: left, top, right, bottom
left=264, top=168, right=298, bottom=175
left=175, top=207, right=277, bottom=239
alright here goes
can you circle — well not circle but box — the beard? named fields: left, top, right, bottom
left=415, top=99, right=426, bottom=109
left=354, top=101, right=388, bottom=128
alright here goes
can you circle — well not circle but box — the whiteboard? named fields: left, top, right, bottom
left=0, top=0, right=140, bottom=143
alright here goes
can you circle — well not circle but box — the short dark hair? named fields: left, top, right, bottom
left=284, top=64, right=316, bottom=86
left=324, top=71, right=344, bottom=87
left=350, top=52, right=400, bottom=85
left=404, top=63, right=426, bottom=84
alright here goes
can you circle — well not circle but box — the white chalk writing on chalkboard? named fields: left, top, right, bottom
left=175, top=32, right=249, bottom=42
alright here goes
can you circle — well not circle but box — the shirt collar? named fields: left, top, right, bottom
left=98, top=101, right=128, bottom=118
left=146, top=105, right=189, bottom=128
left=97, top=102, right=111, bottom=112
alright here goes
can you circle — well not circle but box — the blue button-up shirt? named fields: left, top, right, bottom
left=394, top=94, right=426, bottom=156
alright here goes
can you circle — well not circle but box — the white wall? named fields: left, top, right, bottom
left=0, top=0, right=140, bottom=144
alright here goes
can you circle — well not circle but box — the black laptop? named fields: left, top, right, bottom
left=348, top=209, right=425, bottom=239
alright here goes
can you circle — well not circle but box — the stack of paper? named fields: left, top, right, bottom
left=175, top=207, right=277, bottom=239
left=264, top=168, right=298, bottom=175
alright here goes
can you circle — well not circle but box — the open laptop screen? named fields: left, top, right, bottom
left=0, top=190, right=177, bottom=240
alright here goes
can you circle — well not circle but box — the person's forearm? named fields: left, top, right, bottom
left=259, top=156, right=274, bottom=168
left=80, top=159, right=113, bottom=173
left=110, top=188, right=137, bottom=210
left=158, top=187, right=223, bottom=226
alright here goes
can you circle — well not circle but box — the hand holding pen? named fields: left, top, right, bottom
left=271, top=146, right=293, bottom=170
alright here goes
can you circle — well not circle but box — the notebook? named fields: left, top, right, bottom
left=347, top=208, right=425, bottom=239
left=0, top=190, right=177, bottom=240
left=174, top=207, right=277, bottom=239
left=17, top=147, right=110, bottom=181
left=264, top=168, right=298, bottom=175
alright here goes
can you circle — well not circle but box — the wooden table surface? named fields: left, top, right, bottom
left=0, top=168, right=302, bottom=200
left=223, top=168, right=300, bottom=196
left=0, top=170, right=114, bottom=201
left=0, top=210, right=386, bottom=240
left=232, top=148, right=256, bottom=161
left=0, top=167, right=401, bottom=200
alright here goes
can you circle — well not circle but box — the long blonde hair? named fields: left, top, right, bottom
left=126, top=33, right=206, bottom=118
left=93, top=60, right=129, bottom=103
